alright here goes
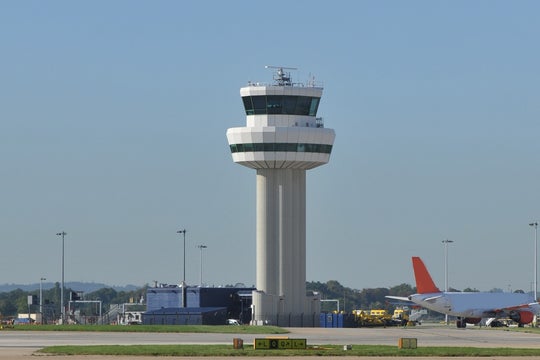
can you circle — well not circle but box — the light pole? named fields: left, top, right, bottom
left=176, top=229, right=187, bottom=307
left=39, top=277, right=46, bottom=323
left=442, top=239, right=454, bottom=325
left=56, top=231, right=66, bottom=324
left=197, top=245, right=207, bottom=286
left=530, top=222, right=538, bottom=301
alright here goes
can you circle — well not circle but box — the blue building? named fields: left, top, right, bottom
left=144, top=285, right=254, bottom=325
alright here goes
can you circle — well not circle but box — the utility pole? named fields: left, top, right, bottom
left=40, top=277, right=46, bottom=323
left=530, top=222, right=538, bottom=302
left=176, top=229, right=187, bottom=307
left=56, top=231, right=67, bottom=323
left=442, top=239, right=454, bottom=325
left=197, top=245, right=207, bottom=286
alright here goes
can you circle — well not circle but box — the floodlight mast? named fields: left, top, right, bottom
left=265, top=65, right=298, bottom=86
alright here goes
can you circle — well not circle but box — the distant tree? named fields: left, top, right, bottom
left=306, top=281, right=421, bottom=312
left=357, top=287, right=390, bottom=306
left=87, top=288, right=118, bottom=304
left=307, top=281, right=327, bottom=295
left=326, top=280, right=345, bottom=294
left=85, top=288, right=143, bottom=310
left=462, top=287, right=480, bottom=292
left=15, top=294, right=28, bottom=314
left=388, top=283, right=414, bottom=297
left=52, top=282, right=61, bottom=315
left=0, top=298, right=17, bottom=317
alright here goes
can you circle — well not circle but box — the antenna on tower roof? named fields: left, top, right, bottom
left=265, top=65, right=298, bottom=86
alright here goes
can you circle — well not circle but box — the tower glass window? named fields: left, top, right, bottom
left=242, top=97, right=254, bottom=115
left=230, top=143, right=333, bottom=154
left=266, top=96, right=283, bottom=114
left=296, top=97, right=311, bottom=116
left=242, top=96, right=321, bottom=116
left=309, top=98, right=320, bottom=116
left=283, top=96, right=298, bottom=115
left=251, top=96, right=267, bottom=115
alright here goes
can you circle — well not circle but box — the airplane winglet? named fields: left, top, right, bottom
left=412, top=256, right=441, bottom=294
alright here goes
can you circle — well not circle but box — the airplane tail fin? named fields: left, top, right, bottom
left=412, top=256, right=441, bottom=294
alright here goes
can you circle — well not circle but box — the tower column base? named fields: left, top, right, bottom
left=251, top=290, right=320, bottom=327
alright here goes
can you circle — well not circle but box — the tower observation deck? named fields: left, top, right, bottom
left=226, top=67, right=335, bottom=326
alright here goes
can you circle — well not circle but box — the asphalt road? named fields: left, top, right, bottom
left=1, top=325, right=540, bottom=359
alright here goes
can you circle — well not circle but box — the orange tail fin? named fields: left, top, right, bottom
left=412, top=257, right=441, bottom=294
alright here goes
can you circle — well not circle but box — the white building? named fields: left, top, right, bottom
left=226, top=67, right=335, bottom=326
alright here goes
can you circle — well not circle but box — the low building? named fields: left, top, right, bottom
left=144, top=285, right=254, bottom=325
left=143, top=307, right=227, bottom=325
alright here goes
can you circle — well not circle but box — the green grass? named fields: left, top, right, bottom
left=37, top=344, right=540, bottom=357
left=500, top=326, right=540, bottom=334
left=3, top=324, right=287, bottom=334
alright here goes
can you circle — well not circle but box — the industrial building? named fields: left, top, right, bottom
left=143, top=285, right=254, bottom=325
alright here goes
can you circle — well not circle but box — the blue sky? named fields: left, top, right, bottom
left=1, top=1, right=539, bottom=293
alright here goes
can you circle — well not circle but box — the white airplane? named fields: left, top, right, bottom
left=387, top=256, right=540, bottom=328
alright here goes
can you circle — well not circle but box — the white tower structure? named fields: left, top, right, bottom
left=226, top=66, right=335, bottom=326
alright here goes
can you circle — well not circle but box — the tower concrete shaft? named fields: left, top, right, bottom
left=226, top=68, right=335, bottom=326
left=256, top=168, right=306, bottom=314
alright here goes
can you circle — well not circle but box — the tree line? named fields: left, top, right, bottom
left=0, top=280, right=416, bottom=320
left=5, top=279, right=518, bottom=321
left=307, top=281, right=415, bottom=313
left=0, top=282, right=147, bottom=321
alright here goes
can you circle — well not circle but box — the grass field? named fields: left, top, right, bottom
left=7, top=323, right=540, bottom=356
left=37, top=344, right=540, bottom=357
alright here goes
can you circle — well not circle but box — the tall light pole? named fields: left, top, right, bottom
left=530, top=222, right=538, bottom=301
left=39, top=277, right=46, bottom=323
left=442, top=239, right=454, bottom=292
left=56, top=231, right=66, bottom=323
left=442, top=239, right=454, bottom=325
left=197, top=245, right=207, bottom=286
left=176, top=229, right=187, bottom=307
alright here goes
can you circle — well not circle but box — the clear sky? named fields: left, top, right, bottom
left=1, top=0, right=539, bottom=294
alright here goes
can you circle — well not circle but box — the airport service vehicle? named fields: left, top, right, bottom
left=352, top=309, right=395, bottom=327
left=387, top=257, right=540, bottom=328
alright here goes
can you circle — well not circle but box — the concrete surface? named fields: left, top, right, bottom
left=1, top=324, right=540, bottom=359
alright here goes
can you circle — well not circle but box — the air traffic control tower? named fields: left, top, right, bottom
left=226, top=67, right=335, bottom=326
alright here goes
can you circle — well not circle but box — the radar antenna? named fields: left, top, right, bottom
left=265, top=65, right=298, bottom=86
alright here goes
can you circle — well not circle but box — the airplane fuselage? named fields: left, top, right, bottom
left=409, top=291, right=538, bottom=319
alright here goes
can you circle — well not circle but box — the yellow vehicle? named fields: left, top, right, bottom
left=391, top=308, right=410, bottom=326
left=353, top=309, right=395, bottom=327
left=391, top=307, right=425, bottom=326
